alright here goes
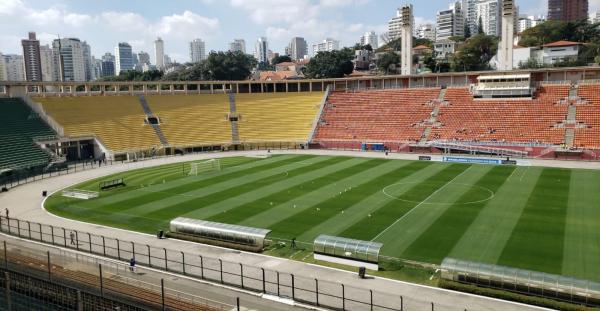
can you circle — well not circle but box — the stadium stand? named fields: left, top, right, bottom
left=574, top=84, right=600, bottom=148
left=0, top=98, right=54, bottom=169
left=35, top=96, right=161, bottom=152
left=235, top=93, right=324, bottom=142
left=314, top=88, right=441, bottom=143
left=146, top=94, right=232, bottom=147
left=430, top=86, right=569, bottom=145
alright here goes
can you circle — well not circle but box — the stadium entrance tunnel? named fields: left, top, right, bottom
left=382, top=182, right=494, bottom=205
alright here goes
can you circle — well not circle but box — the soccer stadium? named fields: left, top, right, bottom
left=2, top=0, right=600, bottom=309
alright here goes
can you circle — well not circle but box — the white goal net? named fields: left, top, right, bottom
left=188, top=159, right=221, bottom=176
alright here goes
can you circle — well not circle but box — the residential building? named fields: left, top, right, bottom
left=462, top=0, right=478, bottom=35
left=360, top=31, right=378, bottom=48
left=3, top=55, right=25, bottom=81
left=21, top=32, right=42, bottom=82
left=101, top=60, right=115, bottom=77
left=388, top=7, right=412, bottom=41
left=286, top=37, right=308, bottom=60
left=417, top=24, right=436, bottom=41
left=312, top=38, right=340, bottom=55
left=434, top=39, right=461, bottom=60
left=541, top=40, right=581, bottom=64
left=436, top=1, right=465, bottom=41
left=353, top=49, right=375, bottom=71
left=154, top=37, right=165, bottom=69
left=592, top=12, right=600, bottom=24
left=137, top=51, right=150, bottom=68
left=92, top=58, right=102, bottom=80
left=39, top=45, right=54, bottom=81
left=518, top=15, right=545, bottom=33
left=115, top=42, right=134, bottom=75
left=189, top=38, right=206, bottom=63
left=548, top=0, right=588, bottom=22
left=229, top=39, right=246, bottom=53
left=0, top=54, right=6, bottom=81
left=52, top=38, right=86, bottom=81
left=476, top=0, right=502, bottom=36
left=82, top=41, right=93, bottom=81
left=255, top=37, right=269, bottom=64
left=101, top=53, right=115, bottom=63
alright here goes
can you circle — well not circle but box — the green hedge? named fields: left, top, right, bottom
left=439, top=280, right=599, bottom=311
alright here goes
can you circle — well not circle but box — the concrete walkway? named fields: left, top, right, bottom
left=0, top=149, right=574, bottom=311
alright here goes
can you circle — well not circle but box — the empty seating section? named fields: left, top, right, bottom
left=575, top=85, right=600, bottom=148
left=430, top=86, right=568, bottom=145
left=236, top=93, right=323, bottom=142
left=36, top=96, right=160, bottom=152
left=146, top=94, right=231, bottom=146
left=314, top=89, right=439, bottom=142
left=0, top=98, right=54, bottom=169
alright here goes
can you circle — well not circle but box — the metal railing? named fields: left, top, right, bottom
left=0, top=216, right=465, bottom=311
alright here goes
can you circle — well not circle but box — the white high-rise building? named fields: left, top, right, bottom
left=255, top=37, right=269, bottom=64
left=82, top=41, right=93, bottom=81
left=593, top=12, right=600, bottom=24
left=189, top=38, right=206, bottom=63
left=2, top=54, right=25, bottom=81
left=436, top=1, right=465, bottom=41
left=52, top=38, right=86, bottom=82
left=360, top=31, right=379, bottom=48
left=286, top=37, right=308, bottom=60
left=476, top=0, right=502, bottom=37
left=229, top=39, right=246, bottom=53
left=0, top=54, right=6, bottom=81
left=154, top=37, right=165, bottom=69
left=417, top=24, right=436, bottom=41
left=462, top=0, right=478, bottom=35
left=39, top=45, right=54, bottom=82
left=115, top=42, right=134, bottom=75
left=312, top=38, right=340, bottom=55
left=518, top=15, right=546, bottom=33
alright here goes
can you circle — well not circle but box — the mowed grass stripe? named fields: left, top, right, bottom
left=340, top=164, right=470, bottom=241
left=179, top=157, right=368, bottom=221
left=121, top=156, right=350, bottom=223
left=561, top=170, right=600, bottom=281
left=447, top=167, right=543, bottom=264
left=208, top=158, right=387, bottom=224
left=86, top=155, right=302, bottom=206
left=267, top=161, right=433, bottom=240
left=298, top=162, right=447, bottom=241
left=498, top=168, right=571, bottom=274
left=88, top=155, right=317, bottom=213
left=400, top=165, right=516, bottom=263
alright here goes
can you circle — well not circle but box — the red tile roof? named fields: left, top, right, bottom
left=543, top=40, right=582, bottom=48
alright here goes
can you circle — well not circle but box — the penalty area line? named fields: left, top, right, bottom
left=371, top=166, right=472, bottom=242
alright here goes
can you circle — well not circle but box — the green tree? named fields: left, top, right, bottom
left=376, top=52, right=401, bottom=74
left=205, top=51, right=257, bottom=80
left=519, top=20, right=600, bottom=47
left=305, top=48, right=354, bottom=78
left=477, top=16, right=484, bottom=34
left=464, top=23, right=472, bottom=39
left=451, top=34, right=498, bottom=71
left=271, top=55, right=292, bottom=65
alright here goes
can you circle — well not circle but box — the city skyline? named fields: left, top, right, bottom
left=0, top=0, right=577, bottom=63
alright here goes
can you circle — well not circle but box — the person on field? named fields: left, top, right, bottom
left=4, top=208, right=8, bottom=218
left=129, top=257, right=136, bottom=272
left=291, top=238, right=297, bottom=249
left=70, top=231, right=76, bottom=245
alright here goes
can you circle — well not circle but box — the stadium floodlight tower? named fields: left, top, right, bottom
left=401, top=4, right=414, bottom=76
left=499, top=0, right=515, bottom=71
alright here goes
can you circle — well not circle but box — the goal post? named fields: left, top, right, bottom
left=188, top=159, right=221, bottom=176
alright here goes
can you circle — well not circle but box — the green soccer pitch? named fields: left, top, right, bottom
left=45, top=154, right=600, bottom=282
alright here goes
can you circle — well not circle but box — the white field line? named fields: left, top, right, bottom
left=371, top=166, right=472, bottom=241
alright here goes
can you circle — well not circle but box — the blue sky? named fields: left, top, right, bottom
left=0, top=0, right=596, bottom=63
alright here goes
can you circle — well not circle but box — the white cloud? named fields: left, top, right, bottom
left=154, top=11, right=219, bottom=39
left=0, top=0, right=24, bottom=15
left=230, top=0, right=319, bottom=24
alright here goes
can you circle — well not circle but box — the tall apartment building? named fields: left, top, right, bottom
left=312, top=38, right=340, bottom=55
left=189, top=39, right=206, bottom=63
left=154, top=37, right=165, bottom=69
left=115, top=42, right=134, bottom=75
left=476, top=0, right=502, bottom=36
left=101, top=53, right=115, bottom=77
left=82, top=41, right=93, bottom=81
left=360, top=31, right=379, bottom=48
left=518, top=15, right=545, bottom=33
left=255, top=37, right=269, bottom=64
left=417, top=24, right=436, bottom=41
left=52, top=38, right=86, bottom=81
left=548, top=0, right=588, bottom=22
left=286, top=37, right=308, bottom=60
left=229, top=39, right=246, bottom=53
left=21, top=32, right=42, bottom=82
left=2, top=55, right=25, bottom=81
left=39, top=45, right=54, bottom=81
left=0, top=54, right=6, bottom=81
left=436, top=1, right=465, bottom=41
left=462, top=0, right=478, bottom=35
